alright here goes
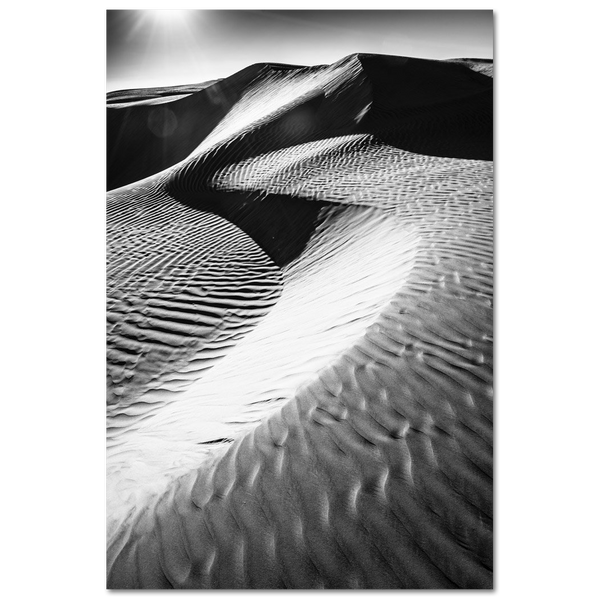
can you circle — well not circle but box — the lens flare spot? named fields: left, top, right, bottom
left=147, top=107, right=178, bottom=138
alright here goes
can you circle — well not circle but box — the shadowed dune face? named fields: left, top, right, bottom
left=172, top=190, right=330, bottom=268
left=106, top=53, right=493, bottom=589
left=355, top=54, right=492, bottom=159
left=107, top=66, right=261, bottom=190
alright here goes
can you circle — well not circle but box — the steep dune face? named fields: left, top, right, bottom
left=106, top=53, right=493, bottom=589
left=355, top=54, right=493, bottom=159
left=107, top=66, right=259, bottom=190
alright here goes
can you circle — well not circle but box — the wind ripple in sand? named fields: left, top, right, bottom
left=107, top=203, right=419, bottom=525
left=106, top=178, right=283, bottom=406
left=107, top=53, right=493, bottom=589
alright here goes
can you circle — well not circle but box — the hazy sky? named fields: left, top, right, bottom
left=107, top=10, right=493, bottom=92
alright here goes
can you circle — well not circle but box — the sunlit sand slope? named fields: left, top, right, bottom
left=106, top=53, right=493, bottom=589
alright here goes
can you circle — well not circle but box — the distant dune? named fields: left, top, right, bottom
left=106, top=53, right=493, bottom=589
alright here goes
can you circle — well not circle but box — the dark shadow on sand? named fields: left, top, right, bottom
left=107, top=65, right=266, bottom=191
left=171, top=188, right=329, bottom=269
left=355, top=54, right=493, bottom=160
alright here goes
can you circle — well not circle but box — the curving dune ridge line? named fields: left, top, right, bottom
left=106, top=53, right=493, bottom=588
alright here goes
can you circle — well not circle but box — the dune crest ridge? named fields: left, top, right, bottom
left=107, top=52, right=493, bottom=589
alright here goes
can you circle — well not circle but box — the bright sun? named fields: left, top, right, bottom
left=148, top=9, right=190, bottom=24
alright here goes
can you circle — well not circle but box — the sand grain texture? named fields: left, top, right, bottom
left=106, top=53, right=493, bottom=589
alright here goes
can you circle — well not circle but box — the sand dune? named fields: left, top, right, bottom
left=106, top=53, right=493, bottom=589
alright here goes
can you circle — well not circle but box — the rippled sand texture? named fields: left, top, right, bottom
left=106, top=54, right=493, bottom=589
